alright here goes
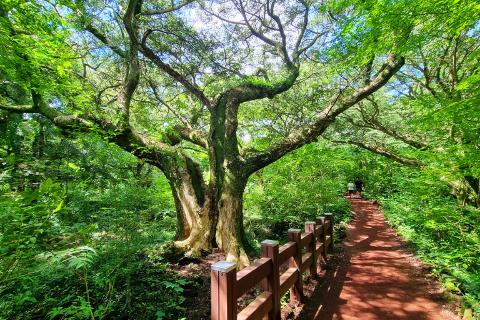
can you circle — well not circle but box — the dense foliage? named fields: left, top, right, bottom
left=0, top=117, right=354, bottom=319
left=0, top=118, right=187, bottom=319
left=244, top=143, right=354, bottom=244
left=0, top=0, right=478, bottom=319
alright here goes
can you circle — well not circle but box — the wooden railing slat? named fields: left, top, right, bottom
left=300, top=232, right=313, bottom=247
left=300, top=252, right=313, bottom=273
left=279, top=267, right=299, bottom=297
left=288, top=228, right=304, bottom=303
left=305, top=222, right=317, bottom=276
left=278, top=242, right=296, bottom=265
left=325, top=213, right=334, bottom=254
left=261, top=240, right=280, bottom=320
left=236, top=258, right=272, bottom=299
left=316, top=216, right=328, bottom=265
left=237, top=292, right=272, bottom=320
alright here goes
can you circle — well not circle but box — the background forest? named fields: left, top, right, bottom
left=0, top=0, right=479, bottom=319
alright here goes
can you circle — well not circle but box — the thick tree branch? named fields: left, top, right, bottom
left=331, top=140, right=423, bottom=167
left=243, top=54, right=405, bottom=174
left=140, top=44, right=212, bottom=108
left=1, top=91, right=182, bottom=169
left=0, top=91, right=95, bottom=131
left=84, top=23, right=127, bottom=59
left=358, top=99, right=429, bottom=149
left=326, top=55, right=405, bottom=118
left=0, top=104, right=36, bottom=112
left=141, top=0, right=194, bottom=15
left=221, top=67, right=300, bottom=105
left=117, top=0, right=142, bottom=121
left=173, top=125, right=208, bottom=148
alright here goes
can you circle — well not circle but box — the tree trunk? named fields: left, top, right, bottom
left=205, top=95, right=253, bottom=267
left=214, top=172, right=251, bottom=268
left=166, top=162, right=252, bottom=268
left=171, top=183, right=212, bottom=256
left=160, top=155, right=214, bottom=256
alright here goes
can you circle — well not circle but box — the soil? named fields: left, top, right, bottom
left=174, top=196, right=460, bottom=320
left=169, top=250, right=225, bottom=319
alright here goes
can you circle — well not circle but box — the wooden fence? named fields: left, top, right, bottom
left=211, top=213, right=334, bottom=320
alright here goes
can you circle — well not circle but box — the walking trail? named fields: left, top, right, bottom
left=297, top=197, right=458, bottom=320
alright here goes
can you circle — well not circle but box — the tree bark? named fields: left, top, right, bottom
left=160, top=154, right=214, bottom=256
left=161, top=152, right=252, bottom=268
left=214, top=172, right=250, bottom=268
left=206, top=93, right=253, bottom=267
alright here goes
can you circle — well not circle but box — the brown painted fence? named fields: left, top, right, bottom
left=211, top=213, right=334, bottom=320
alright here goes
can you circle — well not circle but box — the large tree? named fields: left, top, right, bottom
left=0, top=0, right=406, bottom=265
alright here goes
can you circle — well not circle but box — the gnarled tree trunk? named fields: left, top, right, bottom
left=214, top=171, right=251, bottom=268
left=164, top=157, right=251, bottom=268
left=160, top=155, right=214, bottom=256
left=165, top=161, right=252, bottom=269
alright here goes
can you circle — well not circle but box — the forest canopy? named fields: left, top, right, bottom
left=0, top=0, right=479, bottom=319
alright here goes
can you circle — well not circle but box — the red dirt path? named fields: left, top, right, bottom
left=297, top=197, right=459, bottom=320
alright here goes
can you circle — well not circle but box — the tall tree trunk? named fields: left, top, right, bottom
left=171, top=184, right=212, bottom=256
left=206, top=95, right=252, bottom=267
left=214, top=171, right=251, bottom=268
left=161, top=155, right=214, bottom=256
left=166, top=159, right=252, bottom=267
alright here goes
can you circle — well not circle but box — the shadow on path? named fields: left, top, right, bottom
left=296, top=197, right=458, bottom=320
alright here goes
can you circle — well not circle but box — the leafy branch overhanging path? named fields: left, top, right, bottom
left=298, top=197, right=458, bottom=320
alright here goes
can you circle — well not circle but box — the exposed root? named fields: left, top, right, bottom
left=174, top=231, right=211, bottom=257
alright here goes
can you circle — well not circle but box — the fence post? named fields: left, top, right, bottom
left=304, top=221, right=317, bottom=276
left=288, top=228, right=304, bottom=303
left=261, top=240, right=280, bottom=320
left=211, top=261, right=236, bottom=320
left=316, top=216, right=327, bottom=266
left=325, top=213, right=334, bottom=254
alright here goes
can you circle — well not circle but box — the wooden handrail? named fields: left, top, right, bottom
left=278, top=242, right=296, bottom=265
left=300, top=252, right=313, bottom=273
left=211, top=213, right=335, bottom=320
left=236, top=258, right=272, bottom=299
left=300, top=232, right=314, bottom=247
left=237, top=292, right=272, bottom=320
left=279, top=267, right=299, bottom=297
